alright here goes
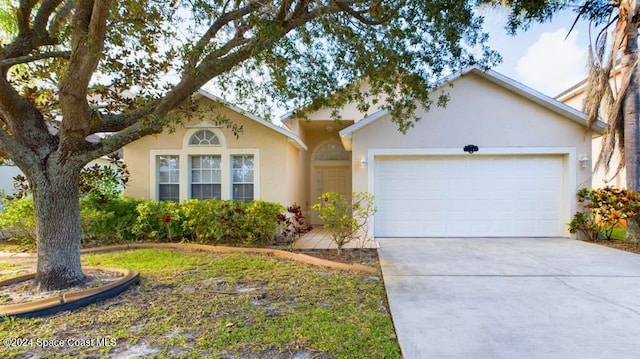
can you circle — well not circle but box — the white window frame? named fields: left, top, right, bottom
left=149, top=127, right=260, bottom=201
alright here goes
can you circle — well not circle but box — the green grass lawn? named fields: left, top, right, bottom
left=0, top=249, right=400, bottom=358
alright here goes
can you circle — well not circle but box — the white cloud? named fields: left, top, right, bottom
left=515, top=28, right=587, bottom=96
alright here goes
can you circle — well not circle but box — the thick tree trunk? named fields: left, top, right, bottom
left=32, top=160, right=85, bottom=291
left=623, top=20, right=640, bottom=241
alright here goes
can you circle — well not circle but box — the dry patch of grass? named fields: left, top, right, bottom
left=0, top=249, right=400, bottom=358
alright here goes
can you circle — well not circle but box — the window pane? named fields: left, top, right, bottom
left=191, top=184, right=221, bottom=200
left=169, top=170, right=179, bottom=183
left=232, top=156, right=242, bottom=169
left=233, top=184, right=254, bottom=202
left=231, top=155, right=254, bottom=201
left=191, top=170, right=200, bottom=182
left=158, top=156, right=179, bottom=201
left=191, top=184, right=202, bottom=199
left=159, top=156, right=179, bottom=172
left=159, top=184, right=179, bottom=201
left=212, top=168, right=221, bottom=183
left=244, top=167, right=254, bottom=182
left=189, top=130, right=220, bottom=146
left=201, top=170, right=212, bottom=183
left=314, top=142, right=349, bottom=160
left=159, top=171, right=170, bottom=183
left=232, top=169, right=243, bottom=182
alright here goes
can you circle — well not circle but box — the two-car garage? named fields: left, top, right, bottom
left=373, top=154, right=567, bottom=237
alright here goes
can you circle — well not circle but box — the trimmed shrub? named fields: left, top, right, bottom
left=0, top=196, right=36, bottom=250
left=182, top=199, right=285, bottom=245
left=81, top=197, right=144, bottom=244
left=133, top=200, right=187, bottom=242
left=569, top=187, right=640, bottom=241
left=246, top=200, right=286, bottom=244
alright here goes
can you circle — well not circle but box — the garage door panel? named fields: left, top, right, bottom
left=374, top=155, right=565, bottom=237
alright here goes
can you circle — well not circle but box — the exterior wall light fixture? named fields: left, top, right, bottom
left=579, top=154, right=589, bottom=168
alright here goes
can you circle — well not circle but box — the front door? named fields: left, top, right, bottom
left=311, top=166, right=351, bottom=224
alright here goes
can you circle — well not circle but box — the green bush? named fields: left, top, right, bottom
left=0, top=192, right=294, bottom=248
left=569, top=187, right=640, bottom=241
left=246, top=200, right=286, bottom=244
left=183, top=199, right=287, bottom=245
left=0, top=196, right=36, bottom=250
left=133, top=200, right=187, bottom=242
left=312, top=192, right=377, bottom=254
left=81, top=197, right=144, bottom=244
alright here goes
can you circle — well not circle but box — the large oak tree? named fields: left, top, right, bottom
left=0, top=0, right=498, bottom=291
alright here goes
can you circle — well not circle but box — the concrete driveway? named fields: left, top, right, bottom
left=377, top=238, right=640, bottom=359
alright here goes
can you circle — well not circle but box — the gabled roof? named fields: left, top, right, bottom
left=339, top=66, right=606, bottom=141
left=195, top=89, right=307, bottom=150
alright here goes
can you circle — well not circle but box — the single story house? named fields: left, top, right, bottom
left=124, top=66, right=604, bottom=238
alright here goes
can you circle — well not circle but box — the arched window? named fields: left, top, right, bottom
left=313, top=142, right=349, bottom=161
left=189, top=130, right=220, bottom=146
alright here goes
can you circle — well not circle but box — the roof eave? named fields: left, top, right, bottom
left=195, top=89, right=308, bottom=150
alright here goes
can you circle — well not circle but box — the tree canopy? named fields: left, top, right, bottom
left=0, top=0, right=506, bottom=291
left=0, top=0, right=501, bottom=170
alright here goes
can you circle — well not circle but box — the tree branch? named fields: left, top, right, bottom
left=0, top=50, right=71, bottom=69
left=48, top=0, right=75, bottom=35
left=17, top=0, right=38, bottom=34
left=186, top=1, right=263, bottom=70
left=80, top=119, right=162, bottom=164
left=89, top=100, right=160, bottom=134
left=333, top=0, right=397, bottom=26
left=0, top=125, right=39, bottom=174
left=154, top=1, right=339, bottom=119
left=0, top=76, right=56, bottom=157
left=59, top=0, right=112, bottom=149
left=33, top=0, right=64, bottom=33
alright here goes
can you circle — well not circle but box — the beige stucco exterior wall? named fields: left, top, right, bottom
left=124, top=99, right=304, bottom=205
left=284, top=142, right=307, bottom=207
left=352, top=74, right=591, bottom=171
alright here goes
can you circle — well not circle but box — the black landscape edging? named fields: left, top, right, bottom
left=1, top=271, right=139, bottom=320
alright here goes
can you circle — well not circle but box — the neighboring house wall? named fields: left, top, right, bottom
left=0, top=165, right=22, bottom=196
left=557, top=78, right=626, bottom=188
left=124, top=98, right=306, bottom=206
left=0, top=157, right=116, bottom=198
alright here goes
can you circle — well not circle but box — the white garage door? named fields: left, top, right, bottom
left=374, top=155, right=565, bottom=237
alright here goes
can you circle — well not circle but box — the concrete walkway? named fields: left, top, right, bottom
left=377, top=238, right=640, bottom=359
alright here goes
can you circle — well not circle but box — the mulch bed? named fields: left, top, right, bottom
left=294, top=248, right=379, bottom=267
left=585, top=239, right=640, bottom=255
left=0, top=268, right=124, bottom=305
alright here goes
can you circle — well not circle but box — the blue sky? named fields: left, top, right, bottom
left=481, top=7, right=590, bottom=97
